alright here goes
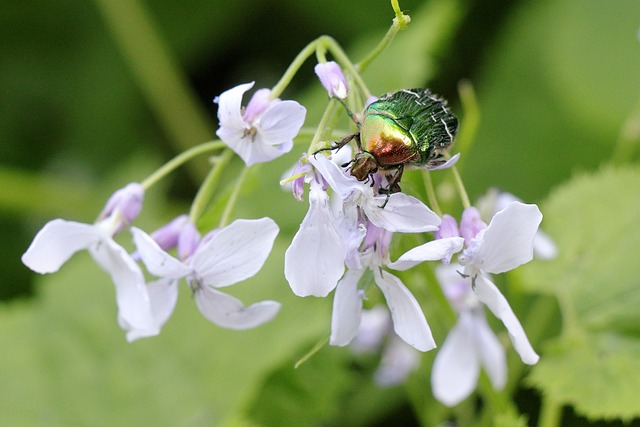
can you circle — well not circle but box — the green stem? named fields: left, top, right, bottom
left=218, top=164, right=252, bottom=228
left=294, top=335, right=330, bottom=369
left=454, top=80, right=481, bottom=173
left=538, top=395, right=562, bottom=427
left=451, top=165, right=471, bottom=209
left=93, top=0, right=213, bottom=178
left=141, top=141, right=226, bottom=190
left=189, top=149, right=234, bottom=224
left=308, top=98, right=341, bottom=153
left=422, top=172, right=443, bottom=217
left=357, top=1, right=411, bottom=73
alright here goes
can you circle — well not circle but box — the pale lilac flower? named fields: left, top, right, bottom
left=132, top=217, right=281, bottom=330
left=458, top=201, right=542, bottom=365
left=215, top=82, right=306, bottom=166
left=431, top=264, right=506, bottom=406
left=330, top=221, right=463, bottom=352
left=351, top=306, right=421, bottom=387
left=477, top=188, right=557, bottom=259
left=21, top=183, right=158, bottom=342
left=314, top=61, right=349, bottom=99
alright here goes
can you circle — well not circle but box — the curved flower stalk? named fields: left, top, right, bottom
left=215, top=82, right=306, bottom=166
left=431, top=264, right=507, bottom=406
left=21, top=183, right=158, bottom=342
left=132, top=217, right=281, bottom=330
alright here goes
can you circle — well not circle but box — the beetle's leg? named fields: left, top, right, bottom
left=377, top=165, right=404, bottom=209
left=312, top=132, right=358, bottom=156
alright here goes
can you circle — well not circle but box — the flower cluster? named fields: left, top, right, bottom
left=21, top=7, right=554, bottom=412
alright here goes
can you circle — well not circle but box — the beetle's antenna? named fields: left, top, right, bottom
left=335, top=97, right=359, bottom=126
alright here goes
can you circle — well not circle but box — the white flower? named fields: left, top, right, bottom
left=215, top=82, right=306, bottom=166
left=132, top=217, right=281, bottom=329
left=431, top=264, right=506, bottom=406
left=458, top=201, right=542, bottom=365
left=21, top=183, right=158, bottom=342
left=309, top=154, right=440, bottom=233
left=314, top=61, right=349, bottom=99
left=330, top=222, right=464, bottom=352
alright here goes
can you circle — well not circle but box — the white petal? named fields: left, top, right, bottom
left=534, top=230, right=558, bottom=260
left=257, top=100, right=306, bottom=146
left=374, top=269, right=435, bottom=352
left=195, top=286, right=280, bottom=329
left=147, top=278, right=179, bottom=328
left=217, top=126, right=286, bottom=166
left=193, top=217, right=279, bottom=287
left=22, top=219, right=102, bottom=274
left=130, top=227, right=192, bottom=279
left=474, top=312, right=507, bottom=390
left=330, top=269, right=364, bottom=346
left=216, top=82, right=253, bottom=130
left=474, top=202, right=542, bottom=274
left=364, top=193, right=441, bottom=233
left=89, top=239, right=158, bottom=341
left=388, top=237, right=464, bottom=271
left=374, top=337, right=421, bottom=387
left=427, top=152, right=460, bottom=170
left=473, top=275, right=539, bottom=364
left=285, top=183, right=346, bottom=297
left=431, top=312, right=480, bottom=406
left=308, top=154, right=361, bottom=199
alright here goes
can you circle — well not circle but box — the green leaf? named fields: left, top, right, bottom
left=528, top=332, right=640, bottom=422
left=521, top=166, right=640, bottom=420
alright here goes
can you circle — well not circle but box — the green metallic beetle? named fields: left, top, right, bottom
left=329, top=88, right=458, bottom=194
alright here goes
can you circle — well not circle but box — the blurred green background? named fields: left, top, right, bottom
left=1, top=0, right=639, bottom=425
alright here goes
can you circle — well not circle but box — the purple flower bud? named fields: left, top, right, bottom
left=242, top=88, right=272, bottom=123
left=363, top=220, right=392, bottom=257
left=460, top=207, right=486, bottom=246
left=434, top=214, right=459, bottom=240
left=98, top=182, right=144, bottom=228
left=177, top=221, right=201, bottom=261
left=150, top=215, right=189, bottom=251
left=314, top=61, right=349, bottom=99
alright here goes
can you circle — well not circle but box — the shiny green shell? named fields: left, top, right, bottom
left=359, top=88, right=458, bottom=168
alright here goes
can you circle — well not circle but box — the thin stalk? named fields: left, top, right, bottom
left=538, top=395, right=562, bottom=427
left=218, top=165, right=252, bottom=228
left=422, top=172, right=443, bottom=216
left=450, top=165, right=471, bottom=209
left=188, top=149, right=234, bottom=224
left=141, top=141, right=226, bottom=190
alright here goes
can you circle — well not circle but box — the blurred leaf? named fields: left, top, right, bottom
left=529, top=332, right=640, bottom=422
left=521, top=166, right=640, bottom=420
left=493, top=407, right=529, bottom=427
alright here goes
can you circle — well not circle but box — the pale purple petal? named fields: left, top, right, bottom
left=314, top=61, right=349, bottom=99
left=257, top=100, right=306, bottom=146
left=243, top=88, right=272, bottom=122
left=89, top=238, right=158, bottom=341
left=431, top=312, right=480, bottom=406
left=330, top=269, right=364, bottom=346
left=364, top=192, right=441, bottom=233
left=374, top=269, right=435, bottom=352
left=130, top=227, right=192, bottom=279
left=217, top=125, right=286, bottom=166
left=473, top=202, right=542, bottom=273
left=216, top=82, right=253, bottom=130
left=195, top=286, right=280, bottom=329
left=194, top=217, right=279, bottom=287
left=98, top=182, right=144, bottom=225
left=150, top=215, right=189, bottom=252
left=460, top=207, right=486, bottom=245
left=434, top=214, right=459, bottom=240
left=308, top=154, right=361, bottom=199
left=374, top=336, right=421, bottom=387
left=22, top=219, right=102, bottom=274
left=427, top=153, right=460, bottom=170
left=473, top=274, right=539, bottom=364
left=285, top=182, right=346, bottom=297
left=387, top=237, right=464, bottom=271
left=147, top=278, right=179, bottom=329
left=474, top=312, right=507, bottom=390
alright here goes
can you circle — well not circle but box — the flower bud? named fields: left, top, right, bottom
left=460, top=207, right=486, bottom=246
left=98, top=182, right=144, bottom=229
left=242, top=88, right=272, bottom=123
left=150, top=215, right=190, bottom=251
left=314, top=61, right=349, bottom=99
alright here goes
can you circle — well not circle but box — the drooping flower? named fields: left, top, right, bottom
left=330, top=220, right=464, bottom=352
left=457, top=202, right=542, bottom=365
left=132, top=217, right=281, bottom=330
left=21, top=182, right=158, bottom=342
left=431, top=264, right=507, bottom=406
left=314, top=61, right=349, bottom=99
left=215, top=82, right=306, bottom=166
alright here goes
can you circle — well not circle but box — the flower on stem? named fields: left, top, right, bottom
left=314, top=61, right=349, bottom=99
left=132, top=217, right=281, bottom=330
left=215, top=82, right=306, bottom=166
left=457, top=202, right=542, bottom=365
left=21, top=183, right=158, bottom=342
left=431, top=264, right=507, bottom=406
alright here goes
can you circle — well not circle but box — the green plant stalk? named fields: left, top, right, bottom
left=218, top=164, right=253, bottom=228
left=141, top=141, right=226, bottom=190
left=538, top=395, right=562, bottom=427
left=422, top=172, right=443, bottom=217
left=454, top=79, right=481, bottom=173
left=189, top=149, right=234, bottom=224
left=93, top=0, right=214, bottom=178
